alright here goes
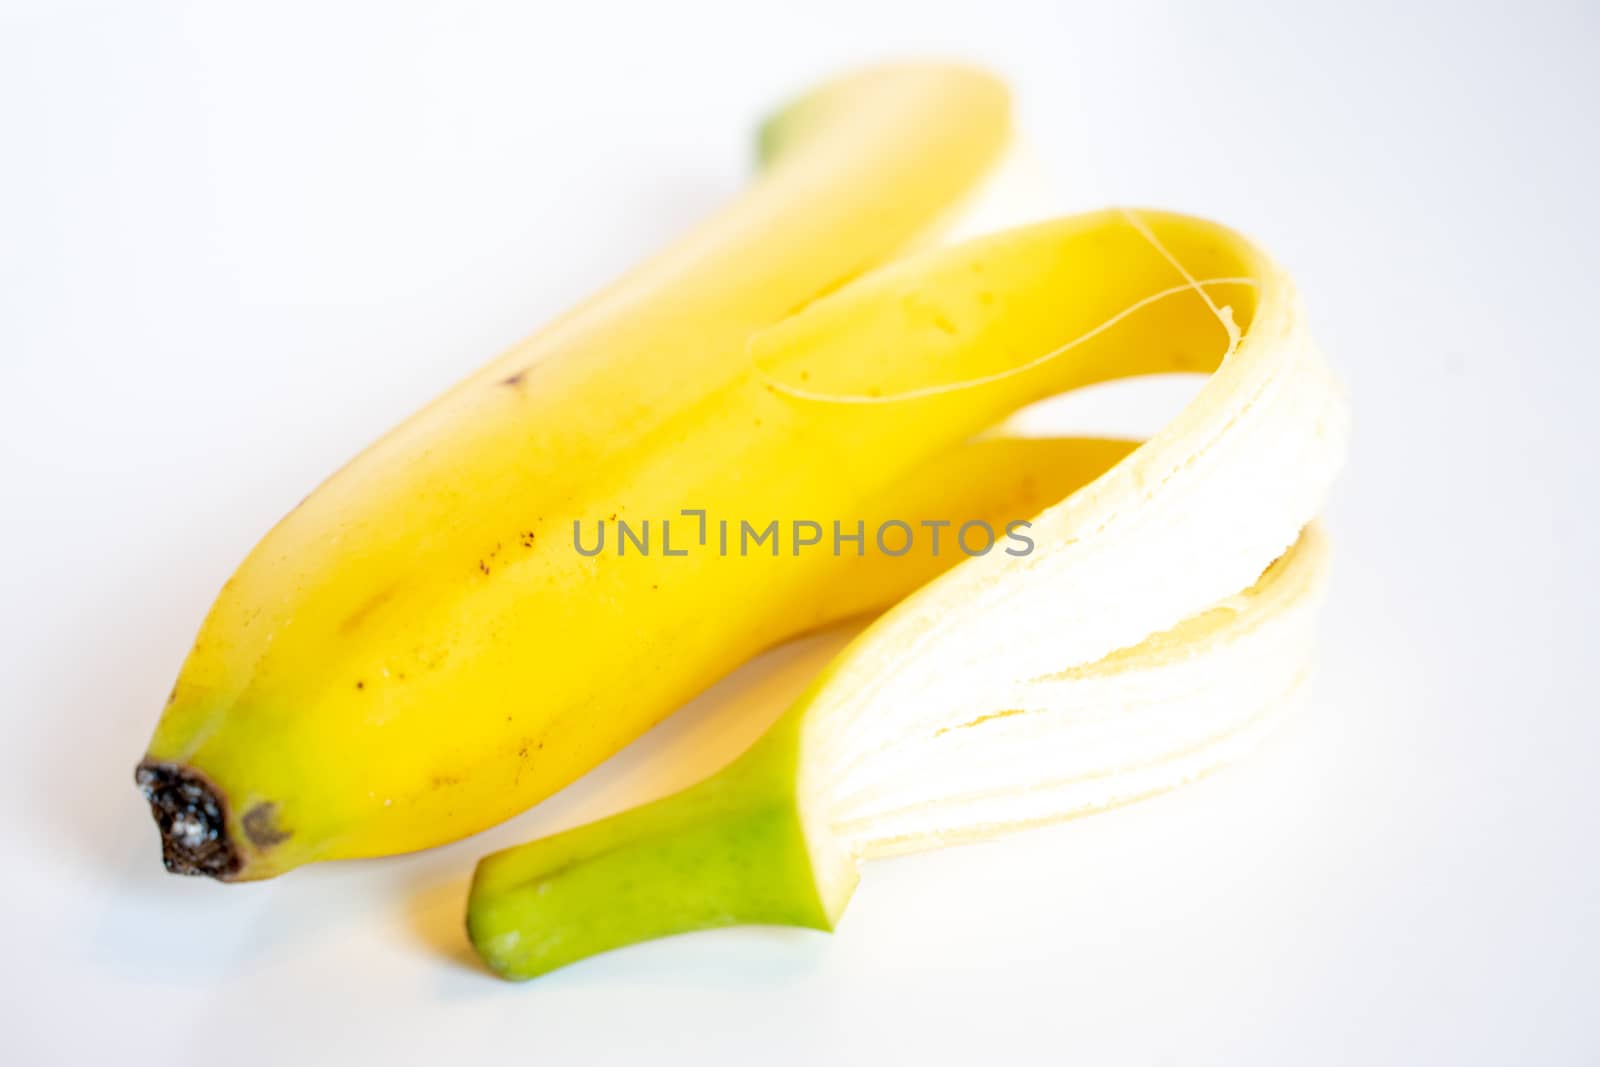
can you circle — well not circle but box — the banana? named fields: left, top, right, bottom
left=137, top=63, right=1061, bottom=880
left=467, top=207, right=1349, bottom=978
left=140, top=62, right=1347, bottom=981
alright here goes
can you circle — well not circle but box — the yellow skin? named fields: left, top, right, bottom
left=138, top=63, right=1256, bottom=880
left=141, top=64, right=1025, bottom=878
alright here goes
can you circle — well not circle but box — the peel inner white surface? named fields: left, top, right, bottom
left=782, top=180, right=1349, bottom=857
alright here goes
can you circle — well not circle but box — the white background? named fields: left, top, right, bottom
left=3, top=1, right=1597, bottom=1062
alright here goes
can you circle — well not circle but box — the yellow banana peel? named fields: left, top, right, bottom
left=466, top=75, right=1349, bottom=978
left=138, top=63, right=1025, bottom=879
left=136, top=56, right=1347, bottom=984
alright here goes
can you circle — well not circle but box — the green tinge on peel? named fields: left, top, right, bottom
left=465, top=524, right=1333, bottom=980
left=754, top=97, right=812, bottom=168
left=755, top=69, right=884, bottom=167
left=467, top=713, right=854, bottom=981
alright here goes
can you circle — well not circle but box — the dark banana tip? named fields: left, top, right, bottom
left=135, top=761, right=240, bottom=879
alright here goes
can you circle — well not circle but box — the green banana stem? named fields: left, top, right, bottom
left=467, top=713, right=853, bottom=981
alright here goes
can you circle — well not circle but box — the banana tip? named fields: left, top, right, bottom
left=135, top=761, right=239, bottom=879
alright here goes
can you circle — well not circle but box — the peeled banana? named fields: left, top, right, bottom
left=136, top=59, right=1346, bottom=996
left=465, top=160, right=1349, bottom=976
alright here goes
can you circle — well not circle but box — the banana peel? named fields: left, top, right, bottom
left=466, top=80, right=1348, bottom=977
left=133, top=60, right=1347, bottom=986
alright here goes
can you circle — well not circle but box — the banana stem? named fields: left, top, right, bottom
left=466, top=716, right=851, bottom=981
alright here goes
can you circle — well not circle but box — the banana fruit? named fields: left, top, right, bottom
left=138, top=59, right=1347, bottom=999
left=466, top=182, right=1350, bottom=974
left=139, top=64, right=1076, bottom=879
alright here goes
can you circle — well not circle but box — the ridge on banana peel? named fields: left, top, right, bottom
left=467, top=134, right=1350, bottom=975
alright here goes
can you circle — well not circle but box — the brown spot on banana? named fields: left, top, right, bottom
left=242, top=802, right=290, bottom=847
